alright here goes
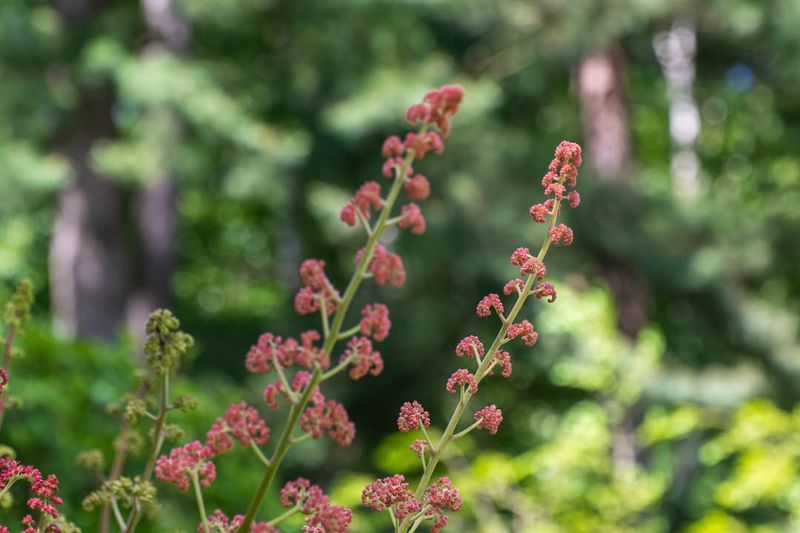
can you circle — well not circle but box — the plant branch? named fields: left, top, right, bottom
left=237, top=130, right=425, bottom=533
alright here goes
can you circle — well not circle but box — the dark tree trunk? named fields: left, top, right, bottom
left=49, top=89, right=130, bottom=340
left=577, top=46, right=647, bottom=337
left=125, top=0, right=191, bottom=339
left=126, top=178, right=178, bottom=338
left=577, top=47, right=648, bottom=476
left=50, top=0, right=189, bottom=342
left=577, top=48, right=634, bottom=184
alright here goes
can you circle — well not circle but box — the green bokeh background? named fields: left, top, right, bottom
left=2, top=0, right=800, bottom=531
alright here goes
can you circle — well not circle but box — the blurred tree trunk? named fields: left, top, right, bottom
left=49, top=96, right=129, bottom=339
left=50, top=0, right=129, bottom=340
left=577, top=47, right=648, bottom=475
left=126, top=0, right=190, bottom=339
left=50, top=0, right=189, bottom=342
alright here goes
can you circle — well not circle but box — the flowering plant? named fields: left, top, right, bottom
left=0, top=84, right=582, bottom=532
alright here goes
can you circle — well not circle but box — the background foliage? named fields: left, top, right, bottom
left=2, top=0, right=800, bottom=531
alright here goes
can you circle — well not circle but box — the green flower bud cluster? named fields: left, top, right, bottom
left=82, top=476, right=156, bottom=511
left=124, top=398, right=148, bottom=422
left=114, top=430, right=145, bottom=456
left=3, top=279, right=33, bottom=329
left=144, top=309, right=194, bottom=376
left=162, top=423, right=185, bottom=443
left=173, top=394, right=198, bottom=413
left=76, top=449, right=106, bottom=472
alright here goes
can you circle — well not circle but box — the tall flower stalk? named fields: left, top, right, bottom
left=229, top=85, right=464, bottom=532
left=362, top=141, right=583, bottom=532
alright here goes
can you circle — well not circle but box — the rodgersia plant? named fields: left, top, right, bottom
left=0, top=85, right=583, bottom=532
left=361, top=141, right=583, bottom=532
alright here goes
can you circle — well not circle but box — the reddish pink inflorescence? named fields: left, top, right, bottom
left=361, top=475, right=417, bottom=515
left=300, top=394, right=356, bottom=447
left=398, top=203, right=426, bottom=234
left=474, top=404, right=504, bottom=435
left=455, top=335, right=484, bottom=359
left=476, top=293, right=504, bottom=318
left=205, top=402, right=270, bottom=456
left=397, top=401, right=431, bottom=432
left=0, top=457, right=63, bottom=532
left=446, top=369, right=478, bottom=394
left=199, top=510, right=275, bottom=533
left=503, top=278, right=524, bottom=296
left=425, top=476, right=463, bottom=533
left=294, top=260, right=340, bottom=316
left=280, top=478, right=329, bottom=514
left=507, top=319, right=538, bottom=347
left=493, top=350, right=513, bottom=378
left=155, top=441, right=216, bottom=492
left=359, top=303, right=391, bottom=342
left=340, top=336, right=384, bottom=380
left=356, top=244, right=406, bottom=288
left=403, top=174, right=430, bottom=201
left=533, top=282, right=557, bottom=303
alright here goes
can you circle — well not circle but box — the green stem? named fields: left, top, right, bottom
left=249, top=440, right=270, bottom=467
left=110, top=499, right=127, bottom=529
left=337, top=325, right=361, bottom=341
left=406, top=508, right=432, bottom=533
left=266, top=503, right=302, bottom=526
left=320, top=299, right=331, bottom=340
left=237, top=131, right=425, bottom=533
left=237, top=376, right=319, bottom=531
left=321, top=354, right=353, bottom=381
left=273, top=358, right=297, bottom=404
left=452, top=419, right=481, bottom=440
left=290, top=433, right=312, bottom=445
left=122, top=371, right=170, bottom=533
left=0, top=476, right=19, bottom=502
left=191, top=470, right=210, bottom=533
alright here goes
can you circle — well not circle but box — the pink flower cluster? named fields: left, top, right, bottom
left=492, top=350, right=513, bottom=378
left=446, top=368, right=478, bottom=394
left=510, top=248, right=547, bottom=280
left=425, top=477, right=463, bottom=533
left=263, top=370, right=323, bottom=409
left=245, top=330, right=325, bottom=374
left=279, top=478, right=352, bottom=532
left=474, top=404, right=504, bottom=435
left=361, top=475, right=421, bottom=521
left=339, top=336, right=384, bottom=380
left=359, top=303, right=391, bottom=341
left=405, top=84, right=465, bottom=138
left=397, top=401, right=431, bottom=432
left=294, top=260, right=340, bottom=316
left=344, top=84, right=463, bottom=243
left=356, top=244, right=406, bottom=287
left=476, top=293, right=504, bottom=318
left=155, top=441, right=216, bottom=492
left=340, top=181, right=382, bottom=227
left=529, top=140, right=582, bottom=229
left=205, top=402, right=270, bottom=456
left=299, top=394, right=356, bottom=447
left=455, top=335, right=484, bottom=359
left=199, top=510, right=275, bottom=533
left=361, top=475, right=462, bottom=533
left=533, top=281, right=557, bottom=303
left=0, top=457, right=63, bottom=533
